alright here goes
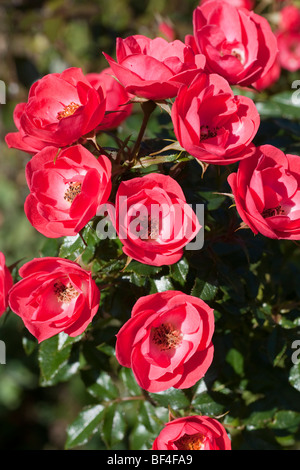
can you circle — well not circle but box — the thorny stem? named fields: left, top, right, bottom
left=79, top=230, right=88, bottom=247
left=130, top=100, right=157, bottom=162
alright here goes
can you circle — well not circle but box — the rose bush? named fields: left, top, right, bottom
left=115, top=290, right=214, bottom=392
left=228, top=144, right=300, bottom=239
left=24, top=144, right=112, bottom=238
left=8, top=257, right=100, bottom=343
left=0, top=252, right=13, bottom=317
left=4, top=0, right=300, bottom=452
left=103, top=34, right=206, bottom=100
left=192, top=1, right=278, bottom=86
left=152, top=415, right=231, bottom=450
left=114, top=173, right=201, bottom=266
left=5, top=67, right=106, bottom=154
left=171, top=72, right=260, bottom=164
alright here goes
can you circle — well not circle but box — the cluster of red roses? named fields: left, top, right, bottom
left=1, top=0, right=297, bottom=451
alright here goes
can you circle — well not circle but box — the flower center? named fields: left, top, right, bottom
left=64, top=182, right=82, bottom=203
left=139, top=215, right=160, bottom=240
left=174, top=433, right=206, bottom=450
left=262, top=205, right=285, bottom=218
left=151, top=322, right=182, bottom=351
left=231, top=49, right=243, bottom=62
left=200, top=124, right=219, bottom=141
left=54, top=281, right=79, bottom=303
left=57, top=102, right=80, bottom=120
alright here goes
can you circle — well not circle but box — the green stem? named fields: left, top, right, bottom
left=130, top=100, right=156, bottom=161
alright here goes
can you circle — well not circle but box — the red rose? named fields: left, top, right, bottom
left=8, top=257, right=100, bottom=342
left=171, top=72, right=260, bottom=165
left=0, top=252, right=13, bottom=317
left=103, top=35, right=206, bottom=101
left=192, top=1, right=278, bottom=86
left=277, top=31, right=300, bottom=72
left=5, top=67, right=106, bottom=154
left=114, top=173, right=201, bottom=266
left=200, top=0, right=254, bottom=10
left=152, top=415, right=231, bottom=450
left=228, top=144, right=300, bottom=239
left=24, top=144, right=111, bottom=238
left=86, top=67, right=132, bottom=130
left=115, top=291, right=214, bottom=392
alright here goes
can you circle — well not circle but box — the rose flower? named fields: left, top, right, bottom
left=114, top=173, right=201, bottom=266
left=5, top=67, right=106, bottom=154
left=192, top=0, right=278, bottom=87
left=171, top=72, right=260, bottom=165
left=8, top=257, right=100, bottom=342
left=103, top=34, right=206, bottom=101
left=24, top=144, right=112, bottom=238
left=152, top=415, right=231, bottom=450
left=115, top=291, right=215, bottom=392
left=228, top=144, right=300, bottom=239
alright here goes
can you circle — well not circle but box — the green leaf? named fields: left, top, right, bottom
left=148, top=388, right=190, bottom=410
left=191, top=392, right=225, bottom=417
left=124, top=260, right=162, bottom=276
left=65, top=404, right=105, bottom=449
left=270, top=410, right=300, bottom=432
left=59, top=224, right=98, bottom=261
left=38, top=333, right=82, bottom=386
left=289, top=363, right=300, bottom=392
left=101, top=403, right=127, bottom=448
left=129, top=422, right=154, bottom=450
left=119, top=367, right=142, bottom=396
left=150, top=276, right=174, bottom=293
left=191, top=277, right=218, bottom=301
left=256, top=91, right=300, bottom=119
left=82, top=369, right=119, bottom=401
left=226, top=348, right=244, bottom=376
left=169, top=258, right=189, bottom=286
left=39, top=238, right=61, bottom=257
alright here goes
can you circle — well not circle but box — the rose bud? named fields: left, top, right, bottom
left=171, top=72, right=260, bottom=165
left=5, top=67, right=106, bottom=154
left=193, top=1, right=278, bottom=87
left=24, top=144, right=112, bottom=238
left=0, top=252, right=13, bottom=317
left=114, top=173, right=201, bottom=266
left=228, top=144, right=300, bottom=239
left=8, top=257, right=100, bottom=342
left=115, top=291, right=215, bottom=392
left=103, top=34, right=206, bottom=101
left=152, top=415, right=231, bottom=450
